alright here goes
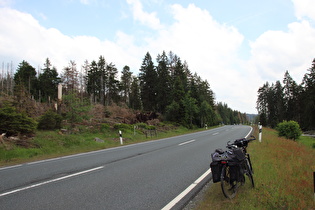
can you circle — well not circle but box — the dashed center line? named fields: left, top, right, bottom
left=178, top=139, right=196, bottom=146
left=212, top=132, right=219, bottom=135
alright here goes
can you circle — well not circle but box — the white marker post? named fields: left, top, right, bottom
left=119, top=130, right=123, bottom=145
left=259, top=124, right=262, bottom=142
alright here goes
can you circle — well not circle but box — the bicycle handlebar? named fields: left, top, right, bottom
left=228, top=135, right=256, bottom=148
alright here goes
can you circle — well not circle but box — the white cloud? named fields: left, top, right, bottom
left=292, top=0, right=315, bottom=21
left=0, top=0, right=12, bottom=7
left=126, top=0, right=163, bottom=30
left=249, top=20, right=315, bottom=83
left=0, top=7, right=142, bottom=73
left=80, top=0, right=90, bottom=5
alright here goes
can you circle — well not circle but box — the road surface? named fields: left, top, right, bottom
left=0, top=125, right=252, bottom=210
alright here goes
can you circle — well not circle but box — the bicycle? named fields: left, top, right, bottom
left=210, top=135, right=256, bottom=199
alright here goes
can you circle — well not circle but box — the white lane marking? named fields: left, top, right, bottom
left=178, top=140, right=196, bottom=146
left=0, top=164, right=22, bottom=171
left=212, top=132, right=219, bottom=136
left=162, top=169, right=212, bottom=210
left=0, top=166, right=104, bottom=197
left=245, top=127, right=253, bottom=138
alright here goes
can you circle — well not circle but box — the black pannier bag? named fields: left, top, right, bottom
left=227, top=148, right=245, bottom=183
left=210, top=161, right=222, bottom=183
left=227, top=161, right=241, bottom=183
left=227, top=147, right=245, bottom=161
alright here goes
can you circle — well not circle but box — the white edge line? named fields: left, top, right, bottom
left=178, top=140, right=196, bottom=146
left=245, top=126, right=253, bottom=138
left=0, top=164, right=22, bottom=171
left=0, top=166, right=104, bottom=197
left=161, top=169, right=212, bottom=210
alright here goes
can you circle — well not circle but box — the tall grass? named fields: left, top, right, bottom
left=197, top=127, right=315, bottom=209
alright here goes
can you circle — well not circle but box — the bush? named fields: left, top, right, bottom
left=276, top=120, right=302, bottom=140
left=38, top=110, right=62, bottom=130
left=113, top=123, right=132, bottom=131
left=0, top=105, right=37, bottom=135
left=135, top=123, right=148, bottom=129
left=100, top=123, right=111, bottom=131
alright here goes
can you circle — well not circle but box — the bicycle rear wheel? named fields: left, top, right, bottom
left=220, top=164, right=240, bottom=199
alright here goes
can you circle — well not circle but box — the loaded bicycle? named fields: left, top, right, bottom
left=210, top=135, right=256, bottom=198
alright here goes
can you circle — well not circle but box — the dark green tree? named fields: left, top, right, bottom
left=156, top=51, right=171, bottom=113
left=120, top=65, right=132, bottom=105
left=14, top=60, right=38, bottom=98
left=38, top=110, right=62, bottom=130
left=106, top=63, right=120, bottom=105
left=139, top=52, right=158, bottom=111
left=129, top=76, right=142, bottom=110
left=182, top=92, right=198, bottom=128
left=0, top=104, right=37, bottom=135
left=38, top=58, right=60, bottom=102
left=199, top=101, right=217, bottom=127
left=301, top=58, right=315, bottom=130
left=86, top=60, right=99, bottom=103
left=256, top=82, right=270, bottom=126
left=283, top=71, right=301, bottom=122
left=86, top=56, right=108, bottom=105
left=97, top=56, right=107, bottom=105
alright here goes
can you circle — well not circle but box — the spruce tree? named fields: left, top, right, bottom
left=156, top=51, right=171, bottom=114
left=38, top=58, right=60, bottom=102
left=139, top=52, right=157, bottom=111
left=120, top=65, right=132, bottom=105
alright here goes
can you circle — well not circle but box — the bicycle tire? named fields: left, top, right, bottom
left=247, top=153, right=254, bottom=174
left=220, top=164, right=240, bottom=199
left=245, top=159, right=255, bottom=188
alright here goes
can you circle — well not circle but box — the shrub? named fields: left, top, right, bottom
left=147, top=125, right=156, bottom=130
left=136, top=123, right=148, bottom=129
left=38, top=110, right=62, bottom=130
left=0, top=105, right=37, bottom=135
left=100, top=123, right=111, bottom=131
left=276, top=120, right=302, bottom=140
left=113, top=123, right=132, bottom=131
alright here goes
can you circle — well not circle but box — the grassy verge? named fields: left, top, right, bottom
left=0, top=125, right=209, bottom=166
left=197, top=127, right=315, bottom=209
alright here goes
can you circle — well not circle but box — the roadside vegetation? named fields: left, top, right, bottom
left=197, top=127, right=315, bottom=209
left=0, top=122, right=210, bottom=166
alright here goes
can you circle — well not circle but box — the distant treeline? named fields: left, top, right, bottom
left=0, top=51, right=249, bottom=128
left=256, top=58, right=315, bottom=130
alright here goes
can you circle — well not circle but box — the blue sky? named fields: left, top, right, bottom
left=1, top=0, right=315, bottom=114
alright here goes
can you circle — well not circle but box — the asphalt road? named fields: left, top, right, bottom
left=0, top=125, right=252, bottom=210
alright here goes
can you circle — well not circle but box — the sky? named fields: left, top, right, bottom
left=1, top=0, right=315, bottom=114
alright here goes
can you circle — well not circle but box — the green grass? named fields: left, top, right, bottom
left=197, top=127, right=315, bottom=209
left=0, top=125, right=209, bottom=166
left=298, top=135, right=315, bottom=148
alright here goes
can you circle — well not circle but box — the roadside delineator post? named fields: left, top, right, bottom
left=119, top=130, right=123, bottom=145
left=258, top=123, right=262, bottom=143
